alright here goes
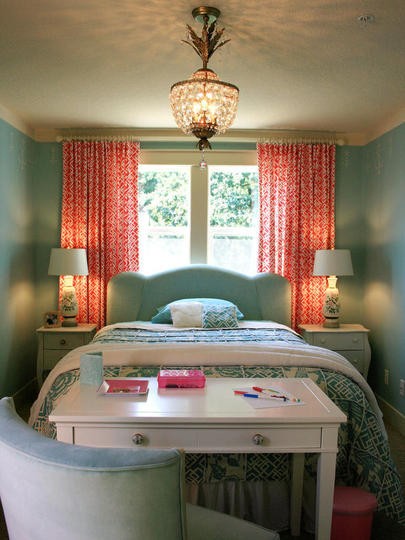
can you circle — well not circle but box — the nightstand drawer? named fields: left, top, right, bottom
left=44, top=333, right=85, bottom=350
left=339, top=350, right=364, bottom=371
left=43, top=350, right=69, bottom=370
left=313, top=333, right=363, bottom=350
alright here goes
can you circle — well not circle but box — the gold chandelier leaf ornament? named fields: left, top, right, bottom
left=169, top=6, right=239, bottom=151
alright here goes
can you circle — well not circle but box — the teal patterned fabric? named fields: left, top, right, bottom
left=202, top=306, right=239, bottom=328
left=93, top=326, right=305, bottom=345
left=33, top=363, right=405, bottom=524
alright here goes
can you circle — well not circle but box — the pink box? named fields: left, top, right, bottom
left=158, top=369, right=206, bottom=389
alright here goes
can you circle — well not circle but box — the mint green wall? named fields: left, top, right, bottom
left=0, top=119, right=37, bottom=396
left=335, top=124, right=405, bottom=415
left=33, top=143, right=63, bottom=326
left=362, top=125, right=405, bottom=414
left=335, top=145, right=366, bottom=323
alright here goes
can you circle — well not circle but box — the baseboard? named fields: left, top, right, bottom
left=12, top=378, right=37, bottom=413
left=376, top=395, right=405, bottom=437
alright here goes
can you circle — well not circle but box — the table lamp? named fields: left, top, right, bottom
left=48, top=248, right=88, bottom=327
left=313, top=249, right=353, bottom=328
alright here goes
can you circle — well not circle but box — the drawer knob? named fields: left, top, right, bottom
left=352, top=338, right=359, bottom=343
left=59, top=339, right=67, bottom=345
left=252, top=433, right=265, bottom=446
left=132, top=433, right=145, bottom=446
left=320, top=338, right=326, bottom=344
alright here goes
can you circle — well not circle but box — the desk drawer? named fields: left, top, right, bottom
left=44, top=333, right=84, bottom=350
left=73, top=425, right=322, bottom=451
left=313, top=333, right=363, bottom=350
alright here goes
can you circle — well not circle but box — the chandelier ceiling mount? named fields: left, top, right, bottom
left=169, top=6, right=239, bottom=151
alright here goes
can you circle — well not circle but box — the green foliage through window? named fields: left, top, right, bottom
left=139, top=169, right=189, bottom=227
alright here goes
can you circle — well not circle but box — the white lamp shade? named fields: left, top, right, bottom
left=48, top=248, right=88, bottom=276
left=313, top=249, right=353, bottom=276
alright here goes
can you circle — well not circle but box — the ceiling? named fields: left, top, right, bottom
left=0, top=0, right=404, bottom=143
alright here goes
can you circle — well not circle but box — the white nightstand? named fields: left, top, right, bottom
left=298, top=324, right=371, bottom=378
left=36, top=323, right=97, bottom=386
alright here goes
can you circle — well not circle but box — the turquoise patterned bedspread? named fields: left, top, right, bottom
left=93, top=325, right=306, bottom=345
left=33, top=362, right=405, bottom=524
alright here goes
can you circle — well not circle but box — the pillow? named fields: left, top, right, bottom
left=151, top=298, right=244, bottom=324
left=202, top=305, right=239, bottom=329
left=170, top=302, right=203, bottom=327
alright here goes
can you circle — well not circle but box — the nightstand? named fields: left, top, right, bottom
left=298, top=324, right=371, bottom=378
left=36, top=324, right=97, bottom=387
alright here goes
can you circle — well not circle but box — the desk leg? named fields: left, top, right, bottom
left=290, top=453, right=304, bottom=536
left=315, top=451, right=337, bottom=540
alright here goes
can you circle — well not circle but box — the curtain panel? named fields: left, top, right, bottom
left=257, top=143, right=335, bottom=330
left=61, top=140, right=140, bottom=328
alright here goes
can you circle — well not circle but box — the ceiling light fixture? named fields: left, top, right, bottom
left=169, top=6, right=239, bottom=151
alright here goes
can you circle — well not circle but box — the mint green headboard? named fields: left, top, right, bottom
left=107, top=265, right=291, bottom=326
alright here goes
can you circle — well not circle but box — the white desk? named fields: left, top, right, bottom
left=50, top=377, right=346, bottom=540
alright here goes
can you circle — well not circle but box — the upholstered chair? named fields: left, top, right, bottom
left=0, top=397, right=279, bottom=540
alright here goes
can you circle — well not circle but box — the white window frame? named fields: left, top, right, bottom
left=139, top=150, right=257, bottom=266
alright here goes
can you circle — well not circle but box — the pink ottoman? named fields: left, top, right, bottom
left=331, top=486, right=377, bottom=540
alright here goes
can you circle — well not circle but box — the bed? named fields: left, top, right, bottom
left=29, top=265, right=405, bottom=532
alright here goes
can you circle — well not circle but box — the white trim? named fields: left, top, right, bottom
left=140, top=149, right=257, bottom=166
left=363, top=108, right=405, bottom=144
left=1, top=110, right=402, bottom=146
left=0, top=104, right=34, bottom=139
left=190, top=165, right=208, bottom=264
left=377, top=395, right=405, bottom=437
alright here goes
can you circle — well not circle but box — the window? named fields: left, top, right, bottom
left=208, top=166, right=258, bottom=274
left=138, top=151, right=258, bottom=275
left=138, top=165, right=190, bottom=275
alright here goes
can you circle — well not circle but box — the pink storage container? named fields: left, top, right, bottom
left=158, top=369, right=206, bottom=389
left=331, top=486, right=377, bottom=540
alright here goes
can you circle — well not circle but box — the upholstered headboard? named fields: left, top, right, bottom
left=107, top=265, right=291, bottom=326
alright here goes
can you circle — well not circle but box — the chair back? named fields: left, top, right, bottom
left=0, top=397, right=186, bottom=540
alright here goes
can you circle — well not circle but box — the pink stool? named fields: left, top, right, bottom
left=331, top=486, right=377, bottom=540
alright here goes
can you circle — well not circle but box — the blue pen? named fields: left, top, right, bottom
left=243, top=393, right=287, bottom=402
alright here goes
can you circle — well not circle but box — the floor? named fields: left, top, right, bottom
left=0, top=405, right=404, bottom=539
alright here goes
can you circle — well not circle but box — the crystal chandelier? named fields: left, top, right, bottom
left=170, top=6, right=239, bottom=151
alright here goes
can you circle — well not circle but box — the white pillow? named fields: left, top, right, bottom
left=170, top=302, right=203, bottom=327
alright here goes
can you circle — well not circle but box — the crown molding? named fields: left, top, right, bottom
left=0, top=108, right=402, bottom=146
left=363, top=108, right=405, bottom=144
left=34, top=126, right=348, bottom=144
left=0, top=104, right=34, bottom=139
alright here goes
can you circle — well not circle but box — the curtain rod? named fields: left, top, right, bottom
left=56, top=135, right=140, bottom=142
left=258, top=135, right=344, bottom=145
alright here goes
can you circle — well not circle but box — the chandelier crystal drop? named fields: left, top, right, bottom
left=169, top=6, right=239, bottom=150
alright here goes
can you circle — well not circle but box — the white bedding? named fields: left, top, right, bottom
left=30, top=321, right=383, bottom=430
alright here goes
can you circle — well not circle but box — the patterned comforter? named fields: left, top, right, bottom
left=29, top=322, right=405, bottom=526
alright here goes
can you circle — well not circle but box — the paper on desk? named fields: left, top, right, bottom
left=233, top=387, right=305, bottom=409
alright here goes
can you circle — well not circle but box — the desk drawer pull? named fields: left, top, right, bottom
left=252, top=433, right=265, bottom=446
left=132, top=433, right=145, bottom=446
left=59, top=339, right=67, bottom=346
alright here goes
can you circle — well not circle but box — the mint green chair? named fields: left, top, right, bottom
left=0, top=398, right=279, bottom=540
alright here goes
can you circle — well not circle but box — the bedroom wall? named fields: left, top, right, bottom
left=33, top=143, right=63, bottom=327
left=335, top=144, right=366, bottom=323
left=361, top=124, right=405, bottom=417
left=335, top=123, right=405, bottom=419
left=0, top=119, right=37, bottom=396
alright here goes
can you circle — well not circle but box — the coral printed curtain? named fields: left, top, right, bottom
left=61, top=140, right=140, bottom=328
left=257, top=143, right=335, bottom=330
